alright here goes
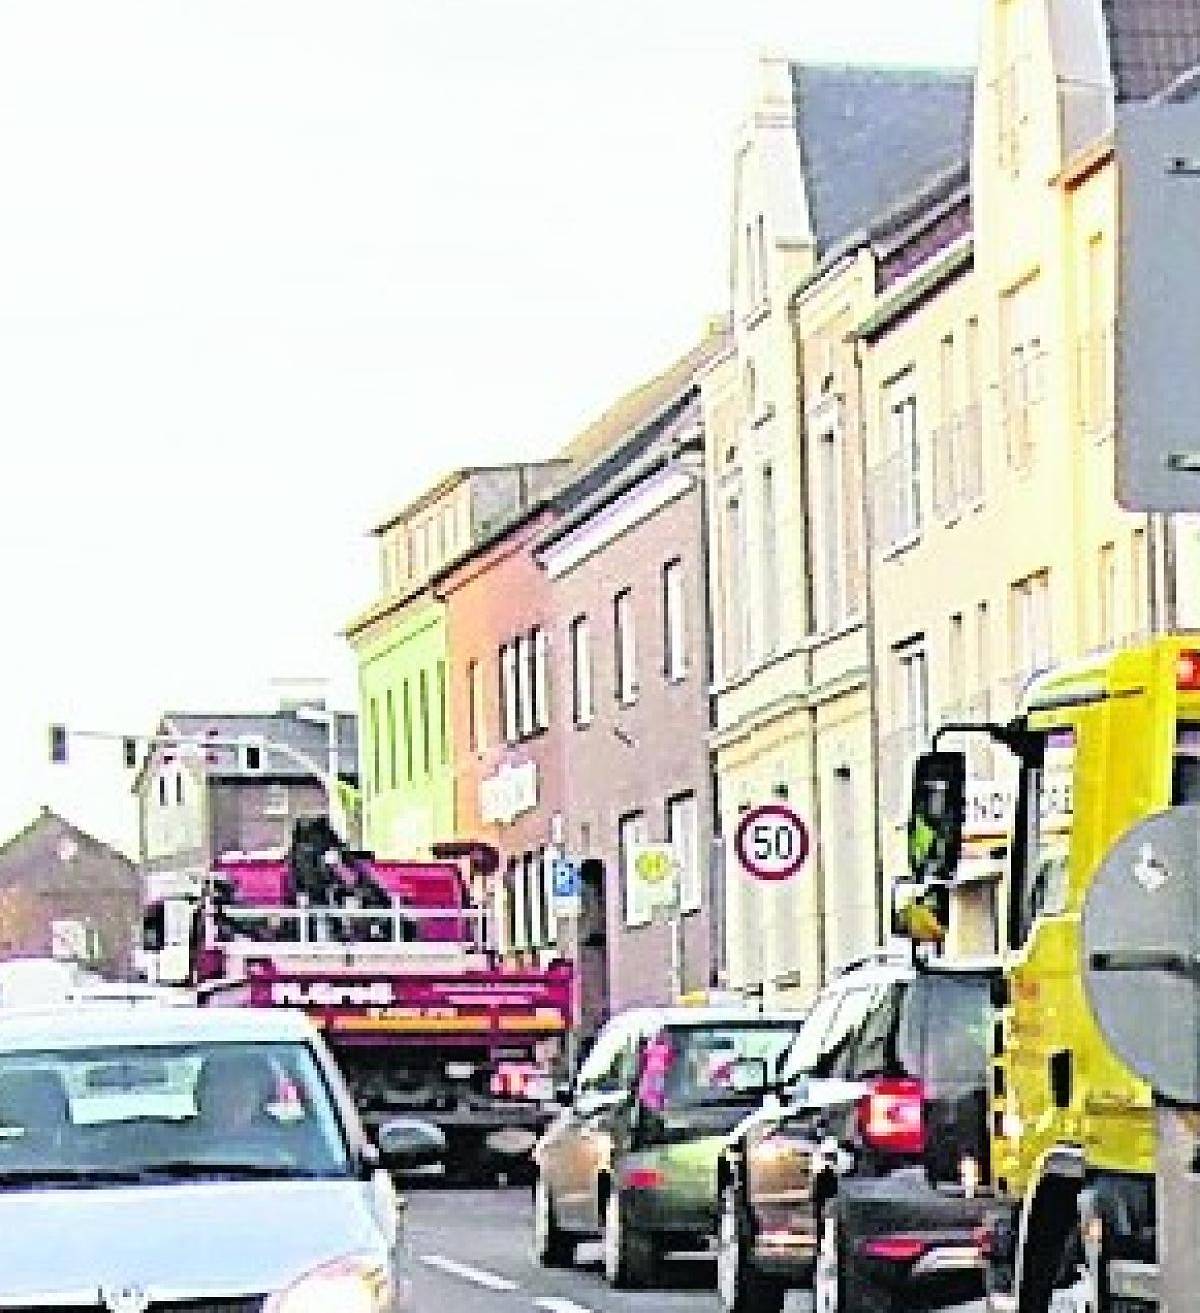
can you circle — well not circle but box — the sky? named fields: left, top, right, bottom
left=0, top=1, right=980, bottom=856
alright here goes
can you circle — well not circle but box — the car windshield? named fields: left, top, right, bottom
left=642, top=1023, right=800, bottom=1109
left=0, top=1040, right=351, bottom=1187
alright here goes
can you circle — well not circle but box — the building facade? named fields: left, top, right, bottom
left=134, top=707, right=359, bottom=886
left=0, top=808, right=140, bottom=978
left=704, top=57, right=974, bottom=1005
left=537, top=383, right=717, bottom=1015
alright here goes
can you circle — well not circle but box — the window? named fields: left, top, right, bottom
left=533, top=628, right=550, bottom=731
left=619, top=811, right=649, bottom=928
left=949, top=612, right=965, bottom=711
left=263, top=782, right=289, bottom=818
left=1010, top=570, right=1053, bottom=690
left=1013, top=727, right=1076, bottom=946
left=403, top=680, right=414, bottom=781
left=663, top=559, right=687, bottom=680
left=406, top=527, right=418, bottom=580
left=386, top=688, right=397, bottom=789
left=1097, top=542, right=1116, bottom=649
left=897, top=643, right=929, bottom=742
left=933, top=335, right=959, bottom=519
left=1081, top=233, right=1114, bottom=438
left=500, top=643, right=519, bottom=744
left=378, top=542, right=393, bottom=596
left=516, top=634, right=534, bottom=737
left=995, top=0, right=1029, bottom=172
left=436, top=509, right=447, bottom=563
left=412, top=526, right=425, bottom=577
left=615, top=590, right=637, bottom=704
left=576, top=1018, right=636, bottom=1096
left=158, top=776, right=168, bottom=807
left=505, top=857, right=520, bottom=951
left=570, top=616, right=593, bottom=726
left=812, top=431, right=843, bottom=632
left=667, top=793, right=701, bottom=913
left=419, top=670, right=431, bottom=776
left=437, top=659, right=448, bottom=765
left=525, top=851, right=541, bottom=948
left=370, top=697, right=380, bottom=794
left=1001, top=277, right=1044, bottom=471
left=744, top=224, right=755, bottom=313
left=510, top=857, right=527, bottom=951
left=761, top=464, right=781, bottom=651
left=1132, top=528, right=1147, bottom=637
left=174, top=771, right=184, bottom=806
left=722, top=496, right=750, bottom=676
left=962, top=317, right=983, bottom=503
left=975, top=602, right=991, bottom=701
left=875, top=371, right=920, bottom=550
left=756, top=214, right=768, bottom=301
left=467, top=660, right=481, bottom=754
left=541, top=849, right=557, bottom=947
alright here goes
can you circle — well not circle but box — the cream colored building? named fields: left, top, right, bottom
left=703, top=56, right=973, bottom=1004
left=859, top=0, right=1200, bottom=953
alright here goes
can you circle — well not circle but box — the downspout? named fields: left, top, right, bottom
left=791, top=299, right=828, bottom=989
left=1147, top=513, right=1160, bottom=634
left=853, top=329, right=886, bottom=947
left=1163, top=513, right=1179, bottom=631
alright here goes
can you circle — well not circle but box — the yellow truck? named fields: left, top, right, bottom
left=906, top=634, right=1200, bottom=1312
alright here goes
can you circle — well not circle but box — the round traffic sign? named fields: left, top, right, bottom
left=734, top=804, right=810, bottom=882
left=1082, top=805, right=1200, bottom=1105
left=634, top=849, right=673, bottom=886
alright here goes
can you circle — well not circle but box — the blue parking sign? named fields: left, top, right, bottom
left=552, top=858, right=580, bottom=899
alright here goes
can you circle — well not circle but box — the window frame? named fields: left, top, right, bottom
left=662, top=559, right=687, bottom=682
left=666, top=792, right=701, bottom=914
left=570, top=615, right=594, bottom=727
left=615, top=589, right=638, bottom=705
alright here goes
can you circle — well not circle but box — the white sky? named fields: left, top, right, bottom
left=0, top=1, right=979, bottom=855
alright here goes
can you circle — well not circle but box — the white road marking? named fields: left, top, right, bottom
left=419, top=1253, right=520, bottom=1293
left=534, top=1300, right=597, bottom=1313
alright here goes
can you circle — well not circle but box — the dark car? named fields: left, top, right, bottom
left=716, top=955, right=999, bottom=1313
left=531, top=1006, right=805, bottom=1289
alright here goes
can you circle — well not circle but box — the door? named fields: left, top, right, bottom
left=547, top=1018, right=636, bottom=1230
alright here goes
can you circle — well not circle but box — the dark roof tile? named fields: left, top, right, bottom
left=1103, top=0, right=1200, bottom=101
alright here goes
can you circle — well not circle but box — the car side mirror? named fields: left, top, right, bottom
left=554, top=1082, right=574, bottom=1108
left=908, top=750, right=966, bottom=884
left=375, top=1117, right=447, bottom=1170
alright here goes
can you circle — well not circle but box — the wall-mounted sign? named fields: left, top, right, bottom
left=734, top=804, right=810, bottom=882
left=629, top=842, right=680, bottom=909
left=480, top=761, right=539, bottom=826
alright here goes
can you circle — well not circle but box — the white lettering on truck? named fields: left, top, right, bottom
left=269, top=981, right=395, bottom=1008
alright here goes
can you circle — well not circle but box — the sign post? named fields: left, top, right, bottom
left=630, top=843, right=685, bottom=1001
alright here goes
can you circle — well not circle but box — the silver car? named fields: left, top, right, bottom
left=0, top=1003, right=440, bottom=1311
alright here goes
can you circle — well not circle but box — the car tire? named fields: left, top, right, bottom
left=717, top=1180, right=787, bottom=1313
left=602, top=1187, right=656, bottom=1289
left=532, top=1172, right=574, bottom=1268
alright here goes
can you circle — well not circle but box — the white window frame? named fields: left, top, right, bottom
left=571, top=616, right=593, bottom=726
left=615, top=590, right=638, bottom=705
left=812, top=431, right=844, bottom=633
left=663, top=559, right=687, bottom=681
left=761, top=464, right=782, bottom=651
left=541, top=849, right=558, bottom=946
left=501, top=643, right=519, bottom=744
left=517, top=633, right=535, bottom=738
left=511, top=856, right=528, bottom=951
left=667, top=793, right=701, bottom=914
left=533, top=627, right=550, bottom=731
left=620, top=811, right=650, bottom=929
left=525, top=851, right=541, bottom=948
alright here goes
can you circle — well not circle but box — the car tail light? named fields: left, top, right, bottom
left=637, top=1033, right=675, bottom=1113
left=859, top=1235, right=929, bottom=1263
left=1178, top=651, right=1200, bottom=691
left=972, top=1222, right=994, bottom=1259
left=621, top=1165, right=665, bottom=1190
left=857, top=1077, right=925, bottom=1155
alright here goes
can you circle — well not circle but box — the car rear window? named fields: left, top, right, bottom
left=921, top=976, right=992, bottom=1084
left=639, top=1023, right=798, bottom=1109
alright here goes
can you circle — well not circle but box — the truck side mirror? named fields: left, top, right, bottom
left=908, top=750, right=966, bottom=884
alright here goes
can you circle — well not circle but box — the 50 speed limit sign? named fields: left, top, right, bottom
left=734, top=804, right=810, bottom=882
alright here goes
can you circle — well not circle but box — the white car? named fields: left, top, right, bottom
left=0, top=1004, right=443, bottom=1310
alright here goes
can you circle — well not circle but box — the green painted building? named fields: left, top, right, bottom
left=346, top=594, right=454, bottom=858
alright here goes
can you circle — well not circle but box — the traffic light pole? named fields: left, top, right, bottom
left=50, top=726, right=350, bottom=841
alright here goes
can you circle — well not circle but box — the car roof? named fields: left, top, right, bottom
left=611, top=1007, right=807, bottom=1031
left=0, top=1004, right=317, bottom=1053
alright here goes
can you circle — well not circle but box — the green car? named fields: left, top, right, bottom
left=531, top=1006, right=805, bottom=1289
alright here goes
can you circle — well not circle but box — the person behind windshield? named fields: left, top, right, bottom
left=194, top=1048, right=284, bottom=1140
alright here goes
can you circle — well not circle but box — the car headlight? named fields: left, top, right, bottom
left=265, top=1255, right=393, bottom=1313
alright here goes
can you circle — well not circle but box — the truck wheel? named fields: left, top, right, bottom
left=532, top=1173, right=573, bottom=1268
left=602, top=1188, right=655, bottom=1289
left=717, top=1181, right=786, bottom=1313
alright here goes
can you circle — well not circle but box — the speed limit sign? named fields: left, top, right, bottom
left=734, top=804, right=810, bottom=882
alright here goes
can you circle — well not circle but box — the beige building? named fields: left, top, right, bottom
left=703, top=57, right=973, bottom=1004
left=858, top=0, right=1200, bottom=953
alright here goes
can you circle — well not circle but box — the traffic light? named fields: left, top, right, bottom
left=49, top=724, right=68, bottom=765
left=123, top=737, right=138, bottom=769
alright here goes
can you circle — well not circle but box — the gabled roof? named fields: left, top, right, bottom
left=1102, top=0, right=1200, bottom=102
left=790, top=64, right=974, bottom=256
left=0, top=808, right=136, bottom=888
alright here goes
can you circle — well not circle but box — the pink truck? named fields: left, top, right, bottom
left=138, top=819, right=573, bottom=1181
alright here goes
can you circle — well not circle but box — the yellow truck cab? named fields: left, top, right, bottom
left=906, top=635, right=1200, bottom=1312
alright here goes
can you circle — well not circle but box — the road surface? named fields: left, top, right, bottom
left=404, top=1183, right=984, bottom=1313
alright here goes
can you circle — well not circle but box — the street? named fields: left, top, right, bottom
left=405, top=1183, right=983, bottom=1313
